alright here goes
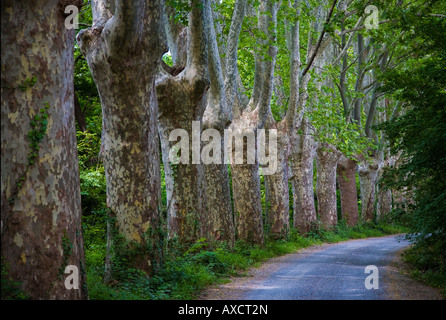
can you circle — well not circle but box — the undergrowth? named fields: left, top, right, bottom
left=401, top=237, right=446, bottom=299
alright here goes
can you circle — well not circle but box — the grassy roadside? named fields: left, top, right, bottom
left=84, top=220, right=408, bottom=300
left=400, top=242, right=446, bottom=299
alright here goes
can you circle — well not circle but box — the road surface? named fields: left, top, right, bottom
left=201, top=235, right=442, bottom=300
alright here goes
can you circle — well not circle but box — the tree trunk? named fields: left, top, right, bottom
left=157, top=96, right=206, bottom=245
left=264, top=120, right=290, bottom=239
left=1, top=0, right=87, bottom=299
left=198, top=0, right=238, bottom=246
left=336, top=155, right=359, bottom=226
left=376, top=157, right=392, bottom=220
left=229, top=111, right=264, bottom=245
left=358, top=159, right=379, bottom=222
left=77, top=0, right=165, bottom=272
left=202, top=158, right=234, bottom=244
left=290, top=117, right=318, bottom=233
left=228, top=0, right=280, bottom=246
left=377, top=188, right=392, bottom=220
left=316, top=142, right=341, bottom=229
left=287, top=0, right=332, bottom=234
left=156, top=0, right=209, bottom=246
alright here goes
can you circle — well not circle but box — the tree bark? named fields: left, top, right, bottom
left=229, top=0, right=280, bottom=245
left=290, top=118, right=318, bottom=233
left=198, top=0, right=251, bottom=246
left=1, top=0, right=87, bottom=299
left=376, top=154, right=393, bottom=220
left=316, top=142, right=341, bottom=229
left=288, top=1, right=331, bottom=234
left=357, top=50, right=388, bottom=223
left=358, top=159, right=379, bottom=222
left=264, top=120, right=290, bottom=239
left=77, top=0, right=165, bottom=272
left=156, top=0, right=209, bottom=245
left=253, top=0, right=290, bottom=240
left=377, top=187, right=392, bottom=220
left=336, top=155, right=359, bottom=226
left=229, top=111, right=264, bottom=245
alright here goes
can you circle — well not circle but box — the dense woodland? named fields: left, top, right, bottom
left=1, top=0, right=445, bottom=299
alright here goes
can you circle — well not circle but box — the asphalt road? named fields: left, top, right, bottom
left=241, top=235, right=411, bottom=300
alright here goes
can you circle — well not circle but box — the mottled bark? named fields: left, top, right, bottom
left=288, top=1, right=331, bottom=234
left=316, top=142, right=341, bottom=229
left=229, top=111, right=264, bottom=245
left=265, top=120, right=290, bottom=239
left=357, top=52, right=388, bottom=223
left=201, top=159, right=234, bottom=243
left=224, top=0, right=248, bottom=113
left=376, top=154, right=393, bottom=220
left=199, top=0, right=249, bottom=245
left=157, top=0, right=209, bottom=245
left=163, top=5, right=187, bottom=68
left=1, top=0, right=87, bottom=299
left=358, top=159, right=379, bottom=222
left=262, top=0, right=306, bottom=240
left=336, top=155, right=359, bottom=226
left=290, top=118, right=318, bottom=233
left=77, top=0, right=165, bottom=272
left=377, top=187, right=392, bottom=220
left=157, top=82, right=207, bottom=245
left=255, top=0, right=289, bottom=240
left=229, top=0, right=279, bottom=245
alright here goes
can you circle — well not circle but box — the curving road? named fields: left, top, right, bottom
left=201, top=235, right=442, bottom=300
left=242, top=235, right=410, bottom=300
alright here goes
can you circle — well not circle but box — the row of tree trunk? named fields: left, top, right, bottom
left=1, top=0, right=403, bottom=299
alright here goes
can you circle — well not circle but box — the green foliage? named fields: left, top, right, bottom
left=73, top=4, right=106, bottom=215
left=79, top=166, right=107, bottom=213
left=162, top=52, right=174, bottom=67
left=1, top=257, right=29, bottom=300
left=376, top=2, right=446, bottom=291
left=307, top=89, right=376, bottom=160
left=166, top=0, right=192, bottom=25
left=403, top=242, right=446, bottom=298
left=83, top=209, right=108, bottom=269
left=18, top=76, right=37, bottom=91
left=58, top=232, right=74, bottom=276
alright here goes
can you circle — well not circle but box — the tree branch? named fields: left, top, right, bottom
left=286, top=0, right=302, bottom=127
left=331, top=15, right=363, bottom=66
left=256, top=0, right=280, bottom=128
left=224, top=0, right=248, bottom=113
left=186, top=0, right=208, bottom=72
left=301, top=0, right=338, bottom=77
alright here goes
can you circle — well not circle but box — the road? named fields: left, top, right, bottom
left=201, top=235, right=443, bottom=300
left=243, top=235, right=409, bottom=300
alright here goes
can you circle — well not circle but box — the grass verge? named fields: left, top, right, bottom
left=401, top=240, right=446, bottom=299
